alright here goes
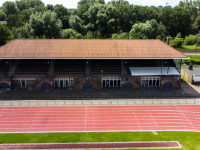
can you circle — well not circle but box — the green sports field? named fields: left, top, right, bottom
left=0, top=131, right=200, bottom=150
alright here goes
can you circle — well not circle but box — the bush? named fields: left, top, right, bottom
left=185, top=35, right=197, bottom=45
left=182, top=55, right=200, bottom=65
left=170, top=38, right=184, bottom=48
left=170, top=43, right=178, bottom=48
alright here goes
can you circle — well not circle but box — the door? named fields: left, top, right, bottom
left=83, top=82, right=93, bottom=89
left=123, top=83, right=133, bottom=89
left=42, top=83, right=51, bottom=89
left=21, top=80, right=26, bottom=88
left=0, top=83, right=10, bottom=91
left=59, top=78, right=64, bottom=89
left=65, top=78, right=69, bottom=88
left=163, top=82, right=172, bottom=89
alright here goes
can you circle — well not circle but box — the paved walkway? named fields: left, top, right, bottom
left=0, top=142, right=181, bottom=149
left=0, top=98, right=200, bottom=106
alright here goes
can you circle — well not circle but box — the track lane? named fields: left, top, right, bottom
left=0, top=105, right=199, bottom=133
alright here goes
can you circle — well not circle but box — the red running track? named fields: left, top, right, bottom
left=0, top=105, right=199, bottom=133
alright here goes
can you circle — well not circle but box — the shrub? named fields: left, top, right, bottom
left=170, top=38, right=184, bottom=48
left=185, top=35, right=197, bottom=45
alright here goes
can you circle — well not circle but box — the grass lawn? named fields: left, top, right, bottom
left=178, top=45, right=200, bottom=50
left=0, top=131, right=200, bottom=150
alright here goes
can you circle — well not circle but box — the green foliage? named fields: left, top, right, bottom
left=129, top=19, right=165, bottom=39
left=0, top=11, right=7, bottom=21
left=170, top=38, right=184, bottom=48
left=182, top=54, right=200, bottom=65
left=194, top=15, right=200, bottom=31
left=87, top=4, right=119, bottom=37
left=86, top=31, right=94, bottom=39
left=159, top=6, right=191, bottom=37
left=2, top=1, right=19, bottom=16
left=16, top=0, right=44, bottom=11
left=7, top=14, right=22, bottom=28
left=156, top=35, right=161, bottom=40
left=61, top=29, right=83, bottom=39
left=96, top=30, right=102, bottom=39
left=20, top=9, right=33, bottom=24
left=69, top=15, right=87, bottom=35
left=112, top=31, right=128, bottom=39
left=176, top=32, right=182, bottom=38
left=0, top=24, right=13, bottom=46
left=53, top=4, right=69, bottom=29
left=185, top=34, right=198, bottom=45
left=12, top=26, right=29, bottom=39
left=26, top=11, right=63, bottom=38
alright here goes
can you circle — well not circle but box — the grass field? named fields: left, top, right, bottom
left=0, top=132, right=199, bottom=150
left=178, top=45, right=200, bottom=50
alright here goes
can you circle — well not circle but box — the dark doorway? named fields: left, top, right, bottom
left=0, top=83, right=10, bottom=91
left=123, top=82, right=133, bottom=89
left=42, top=83, right=51, bottom=89
left=83, top=82, right=93, bottom=90
left=163, top=82, right=172, bottom=89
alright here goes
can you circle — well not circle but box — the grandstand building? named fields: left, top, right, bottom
left=0, top=39, right=187, bottom=91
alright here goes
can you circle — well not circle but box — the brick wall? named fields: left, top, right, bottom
left=161, top=76, right=181, bottom=89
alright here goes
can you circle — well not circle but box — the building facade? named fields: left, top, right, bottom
left=0, top=39, right=188, bottom=91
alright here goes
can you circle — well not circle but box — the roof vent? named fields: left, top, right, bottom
left=70, top=37, right=74, bottom=39
left=188, top=63, right=193, bottom=70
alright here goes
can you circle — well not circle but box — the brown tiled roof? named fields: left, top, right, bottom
left=0, top=39, right=188, bottom=59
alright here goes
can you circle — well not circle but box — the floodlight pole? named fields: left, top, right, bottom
left=196, top=30, right=200, bottom=50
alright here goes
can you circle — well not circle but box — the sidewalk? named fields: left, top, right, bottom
left=0, top=98, right=200, bottom=107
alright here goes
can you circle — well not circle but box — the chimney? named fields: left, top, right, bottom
left=188, top=63, right=193, bottom=70
left=70, top=37, right=74, bottom=39
left=166, top=37, right=170, bottom=45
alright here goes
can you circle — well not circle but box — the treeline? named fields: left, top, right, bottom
left=0, top=0, right=200, bottom=46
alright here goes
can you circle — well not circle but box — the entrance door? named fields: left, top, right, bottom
left=102, top=78, right=121, bottom=88
left=21, top=79, right=26, bottom=88
left=59, top=78, right=64, bottom=88
left=65, top=78, right=69, bottom=88
left=163, top=82, right=172, bottom=89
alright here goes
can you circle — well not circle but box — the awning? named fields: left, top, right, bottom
left=193, top=75, right=200, bottom=82
left=129, top=67, right=180, bottom=76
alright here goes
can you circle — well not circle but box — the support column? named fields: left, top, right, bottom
left=122, top=59, right=123, bottom=76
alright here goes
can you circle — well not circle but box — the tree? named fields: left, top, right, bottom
left=87, top=4, right=119, bottom=37
left=16, top=0, right=44, bottom=11
left=12, top=26, right=29, bottom=39
left=7, top=14, right=22, bottom=28
left=0, top=24, right=13, bottom=46
left=26, top=11, right=63, bottom=38
left=62, top=29, right=83, bottom=39
left=20, top=9, right=33, bottom=24
left=0, top=11, right=7, bottom=21
left=194, top=15, right=200, bottom=31
left=2, top=1, right=18, bottom=16
left=53, top=4, right=69, bottom=29
left=47, top=4, right=54, bottom=11
left=96, top=30, right=102, bottom=38
left=129, top=19, right=166, bottom=39
left=69, top=15, right=87, bottom=35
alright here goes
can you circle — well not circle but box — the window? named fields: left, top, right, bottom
left=70, top=78, right=74, bottom=85
left=141, top=77, right=160, bottom=87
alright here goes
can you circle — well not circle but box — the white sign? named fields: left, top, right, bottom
left=13, top=78, right=36, bottom=81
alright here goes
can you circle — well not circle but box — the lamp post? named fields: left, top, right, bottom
left=196, top=30, right=200, bottom=50
left=101, top=70, right=103, bottom=91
